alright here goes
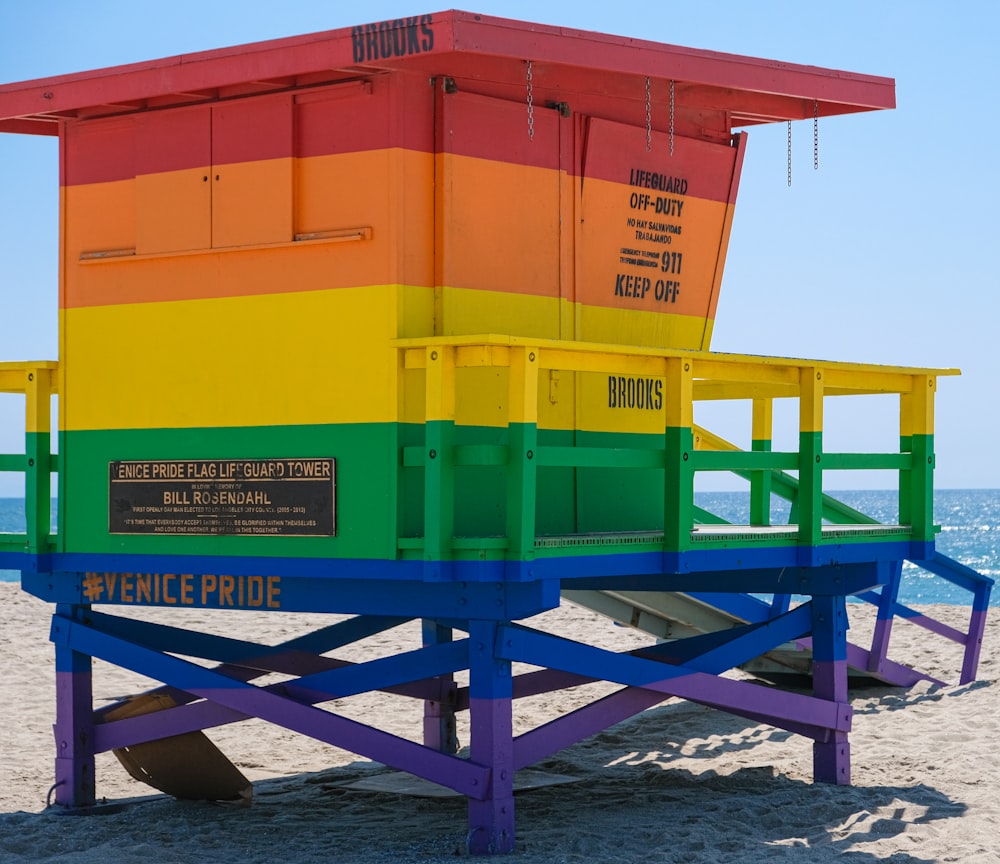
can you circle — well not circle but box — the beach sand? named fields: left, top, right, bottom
left=1, top=582, right=997, bottom=863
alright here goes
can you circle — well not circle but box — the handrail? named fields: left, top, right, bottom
left=0, top=361, right=59, bottom=554
left=396, top=336, right=955, bottom=558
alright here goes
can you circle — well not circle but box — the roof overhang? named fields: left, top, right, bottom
left=0, top=10, right=894, bottom=135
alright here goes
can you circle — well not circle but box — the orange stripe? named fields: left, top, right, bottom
left=437, top=154, right=562, bottom=298
left=212, top=158, right=294, bottom=249
left=63, top=148, right=728, bottom=321
left=64, top=178, right=137, bottom=260
left=295, top=150, right=398, bottom=243
left=577, top=175, right=730, bottom=318
left=136, top=167, right=212, bottom=254
left=62, top=149, right=434, bottom=308
left=65, top=237, right=397, bottom=309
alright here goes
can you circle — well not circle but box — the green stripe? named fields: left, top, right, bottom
left=26, top=431, right=53, bottom=552
left=57, top=423, right=931, bottom=563
left=797, top=430, right=823, bottom=546
left=901, top=433, right=935, bottom=542
left=750, top=437, right=772, bottom=527
left=61, top=424, right=400, bottom=559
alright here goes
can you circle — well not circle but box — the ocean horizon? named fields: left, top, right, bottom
left=1, top=489, right=996, bottom=605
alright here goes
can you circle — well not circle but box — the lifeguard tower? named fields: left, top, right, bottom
left=0, top=12, right=992, bottom=854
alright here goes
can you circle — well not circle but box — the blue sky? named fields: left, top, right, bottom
left=0, top=1, right=997, bottom=494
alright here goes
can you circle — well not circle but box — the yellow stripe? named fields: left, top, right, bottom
left=800, top=368, right=824, bottom=434
left=439, top=287, right=563, bottom=338
left=751, top=398, right=773, bottom=442
left=0, top=363, right=58, bottom=434
left=662, top=358, right=692, bottom=430
left=63, top=285, right=433, bottom=431
left=901, top=375, right=936, bottom=437
left=440, top=286, right=710, bottom=349
left=577, top=303, right=709, bottom=349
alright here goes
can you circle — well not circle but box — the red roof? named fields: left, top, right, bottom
left=0, top=10, right=894, bottom=137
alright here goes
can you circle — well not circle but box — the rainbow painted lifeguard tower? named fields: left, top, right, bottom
left=0, top=12, right=992, bottom=854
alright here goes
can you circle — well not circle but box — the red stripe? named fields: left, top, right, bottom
left=137, top=106, right=210, bottom=175
left=65, top=117, right=135, bottom=186
left=64, top=83, right=734, bottom=192
left=296, top=78, right=394, bottom=159
left=64, top=78, right=433, bottom=185
left=582, top=118, right=737, bottom=204
left=213, top=93, right=292, bottom=166
left=436, top=91, right=561, bottom=171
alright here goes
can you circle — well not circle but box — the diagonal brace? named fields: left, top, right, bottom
left=57, top=614, right=488, bottom=798
left=510, top=604, right=820, bottom=768
left=498, top=622, right=850, bottom=735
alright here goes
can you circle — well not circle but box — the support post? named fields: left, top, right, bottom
left=810, top=594, right=851, bottom=784
left=24, top=366, right=53, bottom=553
left=424, top=347, right=456, bottom=578
left=750, top=397, right=772, bottom=526
left=962, top=583, right=991, bottom=685
left=900, top=375, right=936, bottom=544
left=51, top=604, right=96, bottom=807
left=798, top=368, right=824, bottom=549
left=467, top=620, right=515, bottom=854
left=663, top=357, right=694, bottom=554
left=506, top=346, right=539, bottom=562
left=422, top=619, right=459, bottom=753
left=868, top=560, right=902, bottom=674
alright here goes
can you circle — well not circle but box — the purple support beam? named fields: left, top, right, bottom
left=422, top=619, right=459, bottom=753
left=842, top=641, right=941, bottom=687
left=868, top=560, right=902, bottom=674
left=515, top=688, right=665, bottom=770
left=513, top=604, right=817, bottom=768
left=51, top=605, right=96, bottom=808
left=92, top=646, right=458, bottom=752
left=498, top=624, right=849, bottom=733
left=810, top=595, right=851, bottom=784
left=467, top=621, right=515, bottom=855
left=60, top=615, right=490, bottom=797
left=962, top=584, right=992, bottom=685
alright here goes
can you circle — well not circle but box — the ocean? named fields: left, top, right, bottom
left=0, top=490, right=996, bottom=605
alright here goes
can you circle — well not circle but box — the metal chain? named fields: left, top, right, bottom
left=645, top=77, right=651, bottom=152
left=526, top=60, right=534, bottom=141
left=787, top=120, right=792, bottom=187
left=669, top=80, right=675, bottom=157
left=813, top=100, right=819, bottom=170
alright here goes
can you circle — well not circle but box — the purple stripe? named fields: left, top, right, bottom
left=961, top=608, right=989, bottom=685
left=812, top=659, right=848, bottom=704
left=896, top=610, right=968, bottom=644
left=468, top=696, right=515, bottom=853
left=842, top=642, right=941, bottom=687
left=53, top=666, right=96, bottom=807
left=813, top=737, right=851, bottom=785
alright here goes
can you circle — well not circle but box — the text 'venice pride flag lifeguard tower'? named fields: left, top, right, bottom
left=0, top=12, right=991, bottom=854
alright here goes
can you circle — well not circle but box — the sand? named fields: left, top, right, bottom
left=1, top=582, right=997, bottom=863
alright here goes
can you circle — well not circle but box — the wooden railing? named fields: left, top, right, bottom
left=396, top=336, right=956, bottom=559
left=0, top=361, right=58, bottom=554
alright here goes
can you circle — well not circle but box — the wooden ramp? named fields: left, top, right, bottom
left=562, top=570, right=977, bottom=688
